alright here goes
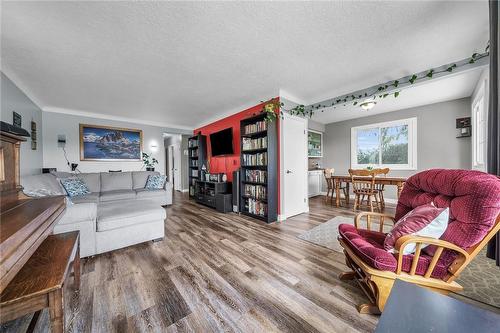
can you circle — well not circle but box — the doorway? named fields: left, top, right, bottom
left=164, top=133, right=186, bottom=192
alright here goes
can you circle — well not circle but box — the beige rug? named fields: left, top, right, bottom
left=298, top=216, right=500, bottom=309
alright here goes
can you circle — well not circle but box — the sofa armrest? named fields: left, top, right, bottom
left=164, top=181, right=173, bottom=191
left=394, top=235, right=469, bottom=280
left=354, top=212, right=396, bottom=233
left=163, top=181, right=173, bottom=205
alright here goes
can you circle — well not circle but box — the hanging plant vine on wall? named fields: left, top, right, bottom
left=261, top=44, right=489, bottom=122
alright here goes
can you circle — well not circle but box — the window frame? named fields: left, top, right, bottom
left=350, top=117, right=417, bottom=170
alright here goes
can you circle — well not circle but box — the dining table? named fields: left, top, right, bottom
left=330, top=174, right=407, bottom=207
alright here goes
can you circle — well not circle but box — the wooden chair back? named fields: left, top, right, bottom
left=373, top=168, right=390, bottom=190
left=348, top=169, right=376, bottom=194
left=323, top=168, right=335, bottom=190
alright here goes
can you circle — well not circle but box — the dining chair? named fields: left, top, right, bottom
left=323, top=168, right=348, bottom=206
left=373, top=168, right=390, bottom=209
left=349, top=169, right=381, bottom=212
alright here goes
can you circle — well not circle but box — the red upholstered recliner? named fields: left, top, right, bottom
left=338, top=169, right=500, bottom=314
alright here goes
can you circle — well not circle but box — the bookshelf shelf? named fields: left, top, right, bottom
left=239, top=113, right=277, bottom=223
left=188, top=134, right=207, bottom=198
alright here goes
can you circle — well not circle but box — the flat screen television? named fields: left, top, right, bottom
left=210, top=128, right=234, bottom=156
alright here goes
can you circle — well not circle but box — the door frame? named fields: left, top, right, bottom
left=280, top=112, right=309, bottom=220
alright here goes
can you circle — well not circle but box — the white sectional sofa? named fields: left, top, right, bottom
left=21, top=171, right=172, bottom=257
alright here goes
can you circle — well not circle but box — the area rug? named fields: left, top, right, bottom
left=298, top=216, right=500, bottom=309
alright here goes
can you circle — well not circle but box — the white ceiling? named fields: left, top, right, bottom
left=1, top=1, right=489, bottom=129
left=310, top=67, right=485, bottom=124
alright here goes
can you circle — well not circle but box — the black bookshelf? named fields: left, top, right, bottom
left=188, top=134, right=207, bottom=198
left=239, top=113, right=278, bottom=223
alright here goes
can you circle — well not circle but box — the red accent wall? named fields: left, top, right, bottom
left=194, top=100, right=280, bottom=213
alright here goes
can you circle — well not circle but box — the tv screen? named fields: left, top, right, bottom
left=210, top=128, right=234, bottom=156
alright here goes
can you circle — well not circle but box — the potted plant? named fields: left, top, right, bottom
left=142, top=152, right=158, bottom=171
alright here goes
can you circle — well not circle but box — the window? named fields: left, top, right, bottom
left=351, top=117, right=417, bottom=170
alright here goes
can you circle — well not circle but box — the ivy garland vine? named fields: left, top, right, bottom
left=261, top=45, right=489, bottom=121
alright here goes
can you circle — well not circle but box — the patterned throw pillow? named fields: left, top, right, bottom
left=145, top=175, right=167, bottom=190
left=60, top=178, right=91, bottom=197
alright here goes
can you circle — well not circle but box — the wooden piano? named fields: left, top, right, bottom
left=0, top=130, right=79, bottom=333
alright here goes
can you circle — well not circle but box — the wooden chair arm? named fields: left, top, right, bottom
left=354, top=212, right=396, bottom=233
left=395, top=235, right=469, bottom=278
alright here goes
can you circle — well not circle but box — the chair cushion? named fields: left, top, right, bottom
left=396, top=169, right=500, bottom=267
left=100, top=189, right=136, bottom=202
left=135, top=188, right=165, bottom=199
left=59, top=202, right=97, bottom=225
left=145, top=175, right=167, bottom=189
left=97, top=200, right=166, bottom=232
left=384, top=203, right=449, bottom=255
left=339, top=223, right=449, bottom=278
left=132, top=171, right=159, bottom=189
left=60, top=178, right=91, bottom=197
left=69, top=192, right=100, bottom=204
left=100, top=171, right=132, bottom=192
left=78, top=173, right=101, bottom=193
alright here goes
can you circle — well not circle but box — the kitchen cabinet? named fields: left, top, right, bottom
left=308, top=170, right=323, bottom=197
left=308, top=130, right=323, bottom=157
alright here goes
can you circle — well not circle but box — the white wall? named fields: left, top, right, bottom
left=42, top=111, right=167, bottom=174
left=1, top=73, right=44, bottom=176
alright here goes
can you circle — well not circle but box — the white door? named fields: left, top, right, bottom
left=173, top=144, right=182, bottom=191
left=472, top=82, right=487, bottom=172
left=168, top=145, right=175, bottom=184
left=281, top=112, right=308, bottom=218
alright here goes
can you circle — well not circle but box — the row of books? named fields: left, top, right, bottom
left=190, top=160, right=199, bottom=167
left=242, top=152, right=267, bottom=166
left=243, top=120, right=267, bottom=134
left=244, top=170, right=267, bottom=183
left=244, top=198, right=267, bottom=217
left=190, top=150, right=198, bottom=157
left=242, top=136, right=267, bottom=151
left=191, top=169, right=199, bottom=177
left=188, top=139, right=198, bottom=147
left=244, top=184, right=267, bottom=200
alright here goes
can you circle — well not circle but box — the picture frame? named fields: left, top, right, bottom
left=79, top=124, right=143, bottom=161
left=13, top=111, right=21, bottom=128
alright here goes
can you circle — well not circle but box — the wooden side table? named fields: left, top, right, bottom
left=0, top=231, right=80, bottom=333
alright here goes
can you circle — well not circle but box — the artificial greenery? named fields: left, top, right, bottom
left=261, top=45, right=489, bottom=121
left=142, top=152, right=158, bottom=168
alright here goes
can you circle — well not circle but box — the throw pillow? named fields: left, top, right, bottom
left=145, top=174, right=167, bottom=190
left=384, top=203, right=449, bottom=255
left=60, top=178, right=91, bottom=197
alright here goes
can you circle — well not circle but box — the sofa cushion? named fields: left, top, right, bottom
left=69, top=192, right=100, bottom=204
left=58, top=202, right=97, bottom=225
left=78, top=173, right=101, bottom=193
left=100, top=189, right=136, bottom=202
left=338, top=223, right=449, bottom=278
left=132, top=171, right=159, bottom=189
left=21, top=174, right=66, bottom=197
left=100, top=171, right=132, bottom=192
left=97, top=200, right=166, bottom=232
left=396, top=169, right=500, bottom=267
left=135, top=188, right=166, bottom=199
left=60, top=178, right=91, bottom=197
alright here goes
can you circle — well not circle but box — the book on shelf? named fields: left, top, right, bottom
left=242, top=152, right=267, bottom=166
left=244, top=170, right=267, bottom=183
left=243, top=120, right=267, bottom=135
left=244, top=198, right=267, bottom=217
left=244, top=184, right=267, bottom=200
left=190, top=150, right=198, bottom=157
left=190, top=160, right=199, bottom=167
left=242, top=136, right=267, bottom=151
left=191, top=169, right=199, bottom=177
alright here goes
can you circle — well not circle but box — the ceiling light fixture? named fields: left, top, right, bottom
left=360, top=100, right=377, bottom=111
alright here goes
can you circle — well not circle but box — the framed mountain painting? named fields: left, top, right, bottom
left=79, top=124, right=143, bottom=161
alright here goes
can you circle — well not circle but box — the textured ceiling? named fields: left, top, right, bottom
left=1, top=1, right=489, bottom=128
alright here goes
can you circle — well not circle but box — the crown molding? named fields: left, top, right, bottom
left=42, top=106, right=194, bottom=131
left=279, top=89, right=309, bottom=106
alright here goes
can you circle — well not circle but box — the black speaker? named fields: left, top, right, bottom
left=216, top=193, right=233, bottom=213
left=232, top=170, right=240, bottom=212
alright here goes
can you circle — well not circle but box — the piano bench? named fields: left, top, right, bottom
left=0, top=231, right=80, bottom=333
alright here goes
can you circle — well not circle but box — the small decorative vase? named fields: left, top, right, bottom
left=222, top=174, right=227, bottom=182
left=146, top=167, right=155, bottom=171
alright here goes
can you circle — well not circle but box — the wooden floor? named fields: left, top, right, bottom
left=3, top=193, right=393, bottom=333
